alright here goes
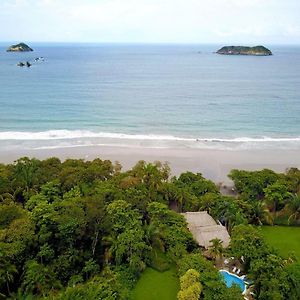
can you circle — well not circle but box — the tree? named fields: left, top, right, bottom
left=286, top=194, right=300, bottom=224
left=178, top=253, right=243, bottom=300
left=83, top=197, right=107, bottom=257
left=230, top=225, right=268, bottom=271
left=200, top=195, right=246, bottom=232
left=250, top=254, right=291, bottom=299
left=208, top=238, right=224, bottom=264
left=22, top=260, right=61, bottom=296
left=175, top=172, right=218, bottom=198
left=264, top=181, right=292, bottom=217
left=177, top=269, right=202, bottom=300
left=12, top=157, right=40, bottom=201
left=0, top=213, right=35, bottom=260
left=144, top=222, right=165, bottom=252
left=107, top=200, right=148, bottom=274
left=82, top=259, right=100, bottom=280
left=53, top=200, right=87, bottom=248
left=285, top=168, right=300, bottom=193
left=285, top=263, right=300, bottom=300
left=0, top=253, right=17, bottom=295
left=229, top=169, right=279, bottom=201
left=52, top=268, right=128, bottom=300
left=37, top=243, right=55, bottom=264
left=250, top=200, right=273, bottom=225
left=147, top=202, right=196, bottom=260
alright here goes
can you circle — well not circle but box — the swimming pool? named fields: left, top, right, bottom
left=220, top=270, right=246, bottom=294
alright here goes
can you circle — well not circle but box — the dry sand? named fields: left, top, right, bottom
left=0, top=145, right=299, bottom=184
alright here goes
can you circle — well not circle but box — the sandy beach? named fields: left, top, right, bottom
left=0, top=145, right=299, bottom=184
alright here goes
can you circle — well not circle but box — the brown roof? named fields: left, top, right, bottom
left=182, top=211, right=230, bottom=249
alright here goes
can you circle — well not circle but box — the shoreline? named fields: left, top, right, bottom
left=0, top=145, right=299, bottom=184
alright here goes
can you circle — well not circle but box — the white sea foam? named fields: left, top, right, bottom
left=0, top=130, right=195, bottom=141
left=0, top=130, right=300, bottom=143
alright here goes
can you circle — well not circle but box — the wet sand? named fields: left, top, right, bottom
left=0, top=145, right=299, bottom=184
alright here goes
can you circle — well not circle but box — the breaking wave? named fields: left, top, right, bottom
left=0, top=130, right=300, bottom=143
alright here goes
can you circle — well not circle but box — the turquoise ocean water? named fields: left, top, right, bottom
left=0, top=43, right=299, bottom=150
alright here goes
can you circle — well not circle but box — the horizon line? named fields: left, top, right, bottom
left=1, top=41, right=300, bottom=46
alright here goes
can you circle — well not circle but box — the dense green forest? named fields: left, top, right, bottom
left=0, top=157, right=300, bottom=299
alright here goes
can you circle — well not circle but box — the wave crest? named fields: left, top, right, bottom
left=0, top=130, right=300, bottom=143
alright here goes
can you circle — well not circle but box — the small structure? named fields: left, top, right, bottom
left=182, top=211, right=230, bottom=249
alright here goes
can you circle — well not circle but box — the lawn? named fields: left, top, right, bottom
left=130, top=267, right=179, bottom=300
left=260, top=226, right=300, bottom=260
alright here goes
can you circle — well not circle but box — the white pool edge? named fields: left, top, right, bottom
left=219, top=269, right=247, bottom=295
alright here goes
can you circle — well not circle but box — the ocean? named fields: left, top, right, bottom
left=0, top=43, right=300, bottom=151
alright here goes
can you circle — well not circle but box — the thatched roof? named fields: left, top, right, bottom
left=182, top=211, right=230, bottom=249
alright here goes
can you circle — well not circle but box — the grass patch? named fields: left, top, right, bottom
left=260, top=225, right=300, bottom=260
left=130, top=267, right=179, bottom=300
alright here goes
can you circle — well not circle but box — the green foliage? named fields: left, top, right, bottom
left=199, top=194, right=247, bottom=232
left=147, top=202, right=197, bottom=260
left=0, top=253, right=17, bottom=295
left=231, top=225, right=300, bottom=300
left=51, top=268, right=128, bottom=300
left=148, top=249, right=170, bottom=272
left=285, top=263, right=300, bottom=300
left=249, top=254, right=292, bottom=299
left=229, top=168, right=300, bottom=225
left=107, top=200, right=149, bottom=274
left=177, top=269, right=202, bottom=300
left=0, top=203, right=26, bottom=228
left=172, top=172, right=218, bottom=211
left=21, top=260, right=61, bottom=297
left=285, top=168, right=300, bottom=193
left=0, top=158, right=299, bottom=298
left=178, top=253, right=243, bottom=300
left=230, top=225, right=269, bottom=270
left=286, top=194, right=300, bottom=224
left=264, top=181, right=292, bottom=214
left=208, top=238, right=224, bottom=261
left=229, top=169, right=280, bottom=200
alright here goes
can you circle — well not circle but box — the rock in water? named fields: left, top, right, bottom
left=7, top=43, right=33, bottom=52
left=216, top=45, right=272, bottom=56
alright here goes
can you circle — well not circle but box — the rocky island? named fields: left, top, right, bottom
left=216, top=45, right=272, bottom=56
left=6, top=42, right=33, bottom=52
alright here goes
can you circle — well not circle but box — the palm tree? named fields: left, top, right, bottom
left=251, top=201, right=274, bottom=225
left=208, top=238, right=224, bottom=264
left=13, top=157, right=39, bottom=200
left=144, top=223, right=165, bottom=252
left=287, top=194, right=300, bottom=224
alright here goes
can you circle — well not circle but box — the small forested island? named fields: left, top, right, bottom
left=6, top=42, right=33, bottom=52
left=0, top=157, right=299, bottom=299
left=216, top=45, right=272, bottom=56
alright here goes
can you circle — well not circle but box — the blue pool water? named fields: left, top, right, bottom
left=220, top=270, right=246, bottom=293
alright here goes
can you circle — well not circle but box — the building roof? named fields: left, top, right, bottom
left=182, top=211, right=230, bottom=249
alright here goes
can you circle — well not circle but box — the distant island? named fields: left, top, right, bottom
left=216, top=45, right=272, bottom=56
left=6, top=42, right=33, bottom=52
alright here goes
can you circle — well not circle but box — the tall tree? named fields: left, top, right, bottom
left=177, top=269, right=202, bottom=300
left=107, top=200, right=148, bottom=274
